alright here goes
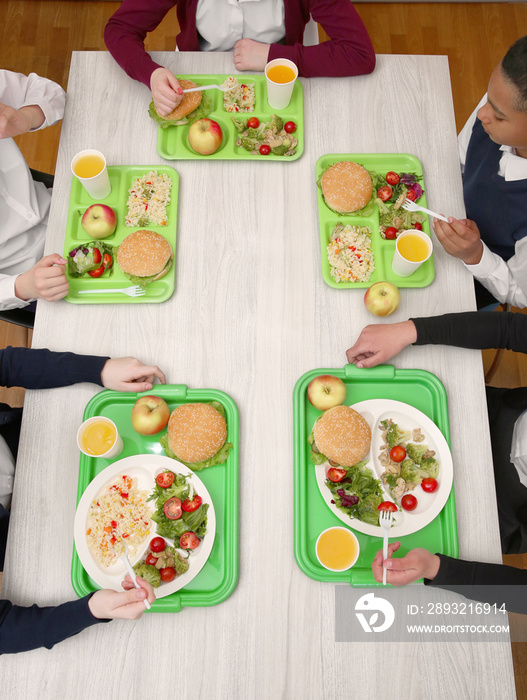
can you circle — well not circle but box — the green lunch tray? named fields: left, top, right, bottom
left=71, top=384, right=239, bottom=611
left=293, top=364, right=458, bottom=586
left=156, top=74, right=303, bottom=161
left=316, top=153, right=435, bottom=289
left=63, top=165, right=179, bottom=304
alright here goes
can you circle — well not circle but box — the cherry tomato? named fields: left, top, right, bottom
left=401, top=494, right=418, bottom=511
left=156, top=471, right=175, bottom=488
left=386, top=171, right=400, bottom=185
left=145, top=553, right=157, bottom=566
left=259, top=144, right=271, bottom=156
left=179, top=532, right=200, bottom=549
left=149, top=537, right=166, bottom=553
left=384, top=227, right=398, bottom=240
left=390, top=445, right=406, bottom=463
left=413, top=222, right=423, bottom=231
left=160, top=567, right=176, bottom=583
left=92, top=248, right=102, bottom=265
left=327, top=467, right=347, bottom=483
left=377, top=501, right=397, bottom=512
left=88, top=264, right=105, bottom=278
left=284, top=121, right=297, bottom=133
left=103, top=253, right=113, bottom=268
left=182, top=494, right=203, bottom=512
left=421, top=477, right=439, bottom=493
left=247, top=117, right=260, bottom=128
left=406, top=189, right=418, bottom=201
left=377, top=185, right=393, bottom=202
left=163, top=497, right=182, bottom=520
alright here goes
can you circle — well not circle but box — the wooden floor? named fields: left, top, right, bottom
left=2, top=0, right=527, bottom=687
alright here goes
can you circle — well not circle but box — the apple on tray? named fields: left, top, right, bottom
left=188, top=118, right=223, bottom=156
left=131, top=396, right=170, bottom=435
left=81, top=204, right=117, bottom=239
left=307, top=375, right=347, bottom=411
left=364, top=281, right=400, bottom=317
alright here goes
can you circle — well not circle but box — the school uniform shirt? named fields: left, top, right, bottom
left=0, top=70, right=66, bottom=311
left=457, top=95, right=527, bottom=307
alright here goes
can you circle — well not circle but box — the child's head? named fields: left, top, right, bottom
left=477, top=35, right=527, bottom=155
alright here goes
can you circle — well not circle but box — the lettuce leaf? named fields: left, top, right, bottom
left=148, top=94, right=212, bottom=128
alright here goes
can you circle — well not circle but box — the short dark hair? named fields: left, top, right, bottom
left=502, top=35, right=527, bottom=113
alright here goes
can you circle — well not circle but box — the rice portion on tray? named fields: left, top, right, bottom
left=126, top=171, right=172, bottom=227
left=86, top=474, right=152, bottom=567
left=327, top=222, right=375, bottom=283
left=221, top=76, right=255, bottom=113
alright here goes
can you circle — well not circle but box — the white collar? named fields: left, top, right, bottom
left=498, top=144, right=527, bottom=181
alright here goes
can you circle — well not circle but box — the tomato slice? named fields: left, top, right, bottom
left=160, top=567, right=176, bottom=582
left=156, top=471, right=175, bottom=488
left=247, top=117, right=260, bottom=128
left=385, top=171, right=400, bottom=185
left=384, top=227, right=398, bottom=240
left=145, top=553, right=157, bottom=566
left=390, top=445, right=406, bottom=463
left=406, top=189, right=418, bottom=202
left=103, top=253, right=113, bottom=268
left=413, top=222, right=423, bottom=231
left=284, top=121, right=297, bottom=133
left=421, top=477, right=439, bottom=493
left=377, top=186, right=393, bottom=202
left=163, top=497, right=182, bottom=520
left=149, top=536, right=166, bottom=553
left=327, top=467, right=347, bottom=483
left=182, top=494, right=202, bottom=512
left=377, top=501, right=397, bottom=512
left=179, top=532, right=200, bottom=549
left=401, top=494, right=418, bottom=511
left=92, top=248, right=102, bottom=265
left=88, top=264, right=105, bottom=278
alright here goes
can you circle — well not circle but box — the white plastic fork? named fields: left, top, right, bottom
left=401, top=198, right=449, bottom=223
left=113, top=530, right=151, bottom=609
left=379, top=510, right=394, bottom=586
left=78, top=285, right=146, bottom=297
left=182, top=83, right=236, bottom=93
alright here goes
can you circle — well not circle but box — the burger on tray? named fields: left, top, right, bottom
left=148, top=78, right=212, bottom=127
left=116, top=229, right=173, bottom=287
left=318, top=161, right=375, bottom=216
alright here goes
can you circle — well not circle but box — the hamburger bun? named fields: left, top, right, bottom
left=168, top=403, right=227, bottom=464
left=157, top=79, right=202, bottom=122
left=313, top=405, right=371, bottom=467
left=320, top=161, right=373, bottom=214
left=117, top=230, right=173, bottom=281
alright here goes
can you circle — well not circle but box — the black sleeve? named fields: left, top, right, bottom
left=424, top=554, right=527, bottom=614
left=0, top=347, right=108, bottom=390
left=0, top=595, right=109, bottom=654
left=411, top=312, right=527, bottom=353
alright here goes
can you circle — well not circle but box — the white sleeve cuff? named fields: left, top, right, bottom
left=0, top=275, right=33, bottom=311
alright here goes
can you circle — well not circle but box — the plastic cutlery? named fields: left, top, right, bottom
left=379, top=510, right=394, bottom=586
left=78, top=286, right=146, bottom=297
left=401, top=198, right=449, bottom=223
left=113, top=530, right=151, bottom=609
left=182, top=83, right=235, bottom=93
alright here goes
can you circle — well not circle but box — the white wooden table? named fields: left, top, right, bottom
left=2, top=52, right=516, bottom=699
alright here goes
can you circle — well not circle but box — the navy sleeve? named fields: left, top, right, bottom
left=425, top=554, right=527, bottom=614
left=411, top=311, right=527, bottom=353
left=0, top=594, right=108, bottom=654
left=0, top=347, right=109, bottom=390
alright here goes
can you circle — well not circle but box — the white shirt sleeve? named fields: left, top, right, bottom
left=511, top=411, right=527, bottom=490
left=464, top=238, right=527, bottom=307
left=458, top=94, right=487, bottom=172
left=0, top=70, right=65, bottom=129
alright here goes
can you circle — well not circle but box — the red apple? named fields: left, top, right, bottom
left=364, top=281, right=400, bottom=317
left=188, top=118, right=223, bottom=156
left=81, top=204, right=117, bottom=239
left=307, top=375, right=347, bottom=411
left=131, top=396, right=170, bottom=435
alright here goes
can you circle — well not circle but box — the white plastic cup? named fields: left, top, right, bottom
left=77, top=417, right=123, bottom=459
left=265, top=58, right=298, bottom=110
left=71, top=149, right=111, bottom=199
left=391, top=229, right=433, bottom=277
left=315, top=526, right=360, bottom=572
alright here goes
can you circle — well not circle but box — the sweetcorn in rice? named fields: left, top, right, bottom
left=221, top=76, right=255, bottom=113
left=126, top=171, right=172, bottom=227
left=327, top=223, right=375, bottom=283
left=86, top=474, right=152, bottom=567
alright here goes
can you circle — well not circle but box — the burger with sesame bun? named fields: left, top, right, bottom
left=116, top=230, right=173, bottom=287
left=160, top=402, right=232, bottom=471
left=319, top=161, right=374, bottom=215
left=148, top=78, right=212, bottom=127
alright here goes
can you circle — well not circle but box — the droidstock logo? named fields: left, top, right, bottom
left=354, top=593, right=395, bottom=633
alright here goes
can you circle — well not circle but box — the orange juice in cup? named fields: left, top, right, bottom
left=265, top=58, right=298, bottom=110
left=392, top=229, right=433, bottom=277
left=73, top=153, right=105, bottom=179
left=316, top=527, right=360, bottom=571
left=396, top=232, right=431, bottom=262
left=71, top=149, right=111, bottom=199
left=77, top=417, right=123, bottom=459
left=266, top=64, right=297, bottom=84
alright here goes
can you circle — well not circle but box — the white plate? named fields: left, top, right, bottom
left=74, top=454, right=216, bottom=598
left=314, top=399, right=453, bottom=537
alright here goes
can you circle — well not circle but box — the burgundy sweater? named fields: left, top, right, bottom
left=104, top=0, right=375, bottom=85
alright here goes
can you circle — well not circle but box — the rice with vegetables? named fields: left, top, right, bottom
left=221, top=76, right=255, bottom=113
left=86, top=474, right=152, bottom=567
left=126, top=171, right=172, bottom=227
left=327, top=223, right=375, bottom=283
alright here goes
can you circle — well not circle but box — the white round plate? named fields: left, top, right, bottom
left=314, top=399, right=453, bottom=538
left=74, top=454, right=216, bottom=598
